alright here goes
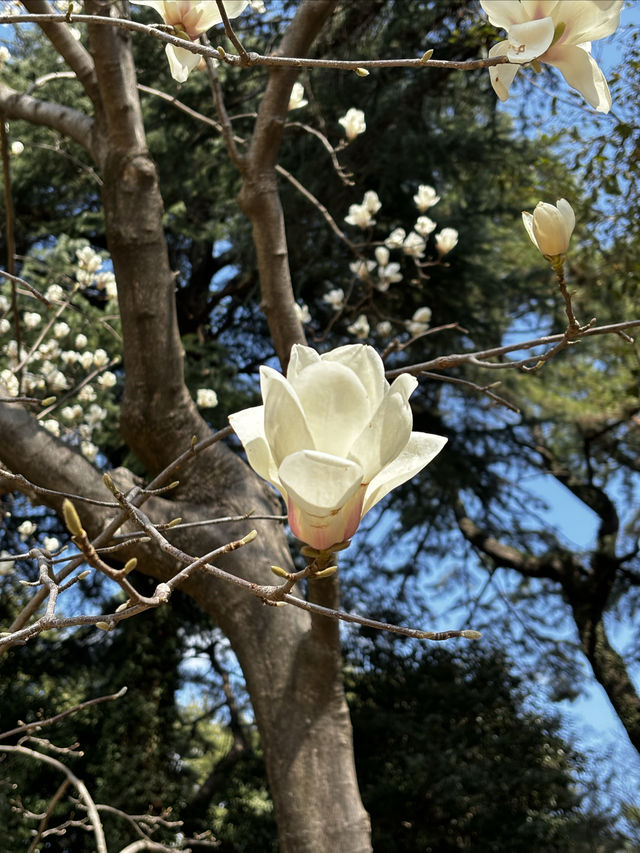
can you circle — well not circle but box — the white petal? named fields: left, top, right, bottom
left=133, top=0, right=166, bottom=15
left=279, top=450, right=363, bottom=514
left=348, top=379, right=415, bottom=482
left=165, top=44, right=201, bottom=83
left=522, top=210, right=539, bottom=249
left=556, top=0, right=622, bottom=44
left=556, top=198, right=576, bottom=234
left=507, top=18, right=555, bottom=64
left=320, top=344, right=388, bottom=412
left=194, top=0, right=248, bottom=32
left=362, top=432, right=447, bottom=515
left=286, top=343, right=321, bottom=383
left=261, top=367, right=314, bottom=466
left=291, top=361, right=371, bottom=457
left=228, top=405, right=282, bottom=491
left=488, top=42, right=520, bottom=101
left=546, top=45, right=612, bottom=112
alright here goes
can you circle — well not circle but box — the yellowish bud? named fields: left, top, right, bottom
left=123, top=558, right=137, bottom=575
left=41, top=396, right=56, bottom=406
left=241, top=529, right=257, bottom=545
left=96, top=621, right=112, bottom=631
left=461, top=630, right=482, bottom=640
left=270, top=565, right=291, bottom=579
left=62, top=498, right=84, bottom=537
left=314, top=565, right=338, bottom=578
left=355, top=67, right=369, bottom=77
left=167, top=517, right=182, bottom=528
left=421, top=49, right=434, bottom=62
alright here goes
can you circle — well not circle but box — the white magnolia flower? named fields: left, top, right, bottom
left=134, top=1, right=249, bottom=83
left=10, top=140, right=24, bottom=156
left=0, top=46, right=11, bottom=64
left=81, top=440, right=99, bottom=462
left=61, top=405, right=80, bottom=421
left=338, top=108, right=366, bottom=141
left=288, top=81, right=308, bottom=111
left=385, top=228, right=406, bottom=250
left=363, top=191, right=382, bottom=215
left=249, top=0, right=266, bottom=12
left=0, top=550, right=15, bottom=575
left=98, top=370, right=117, bottom=389
left=76, top=246, right=102, bottom=273
left=349, top=259, right=376, bottom=280
left=93, top=348, right=109, bottom=368
left=23, top=312, right=41, bottom=329
left=344, top=203, right=374, bottom=229
left=42, top=418, right=61, bottom=436
left=294, top=302, right=311, bottom=324
left=481, top=0, right=622, bottom=113
left=323, top=288, right=345, bottom=311
left=522, top=198, right=575, bottom=259
left=78, top=384, right=96, bottom=402
left=405, top=306, right=432, bottom=336
left=79, top=351, right=95, bottom=370
left=197, top=388, right=219, bottom=408
left=413, top=184, right=440, bottom=212
left=435, top=227, right=458, bottom=256
left=53, top=322, right=70, bottom=339
left=46, top=284, right=65, bottom=303
left=46, top=369, right=69, bottom=391
left=374, top=246, right=390, bottom=267
left=376, top=263, right=403, bottom=292
left=44, top=536, right=60, bottom=552
left=376, top=320, right=392, bottom=337
left=18, top=520, right=37, bottom=539
left=0, top=295, right=9, bottom=312
left=75, top=333, right=88, bottom=349
left=0, top=369, right=18, bottom=397
left=86, top=403, right=108, bottom=426
left=229, top=344, right=447, bottom=551
left=414, top=215, right=437, bottom=237
left=403, top=232, right=426, bottom=258
left=347, top=314, right=370, bottom=340
left=0, top=318, right=10, bottom=335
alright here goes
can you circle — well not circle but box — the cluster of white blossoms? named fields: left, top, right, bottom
left=0, top=243, right=122, bottom=464
left=332, top=183, right=458, bottom=342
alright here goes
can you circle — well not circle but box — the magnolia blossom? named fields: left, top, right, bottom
left=229, top=344, right=447, bottom=551
left=374, top=246, right=390, bottom=267
left=197, top=388, right=219, bottom=408
left=23, top=312, right=41, bottom=329
left=376, top=263, right=403, bottom=292
left=362, top=191, right=382, bottom=215
left=0, top=46, right=11, bottom=64
left=134, top=1, right=249, bottom=82
left=81, top=440, right=99, bottom=462
left=288, top=81, right=308, bottom=111
left=338, top=108, right=366, bottom=141
left=18, top=520, right=37, bottom=539
left=481, top=0, right=622, bottom=113
left=349, top=259, right=376, bottom=280
left=376, top=320, right=392, bottom=337
left=0, top=319, right=10, bottom=335
left=345, top=203, right=374, bottom=229
left=405, top=306, right=432, bottom=336
left=44, top=536, right=60, bottom=552
left=403, top=232, right=426, bottom=258
left=522, top=198, right=575, bottom=259
left=413, top=184, right=440, bottom=212
left=75, top=333, right=88, bottom=348
left=10, top=140, right=24, bottom=156
left=385, top=228, right=406, bottom=250
left=42, top=419, right=61, bottom=437
left=347, top=314, right=370, bottom=340
left=323, top=288, right=345, bottom=311
left=98, top=370, right=118, bottom=389
left=294, top=302, right=311, bottom=324
left=414, top=215, right=437, bottom=237
left=435, top=227, right=458, bottom=256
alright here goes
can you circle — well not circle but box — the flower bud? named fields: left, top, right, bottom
left=522, top=199, right=575, bottom=260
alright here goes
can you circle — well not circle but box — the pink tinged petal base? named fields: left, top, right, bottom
left=362, top=432, right=448, bottom=516
left=279, top=451, right=365, bottom=550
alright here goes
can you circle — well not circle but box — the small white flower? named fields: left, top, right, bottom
left=294, top=302, right=312, bottom=324
left=405, top=306, right=432, bottom=336
left=75, top=333, right=88, bottom=349
left=522, top=199, right=575, bottom=259
left=0, top=46, right=11, bottom=64
left=0, top=318, right=10, bottom=335
left=349, top=259, right=376, bottom=280
left=376, top=320, right=392, bottom=337
left=98, top=370, right=117, bottom=389
left=376, top=262, right=403, bottom=292
left=249, top=0, right=266, bottom=11
left=76, top=246, right=102, bottom=273
left=86, top=403, right=107, bottom=426
left=61, top=405, right=79, bottom=421
left=374, top=246, right=390, bottom=267
left=60, top=350, right=79, bottom=367
left=323, top=288, right=345, bottom=311
left=0, top=550, right=15, bottom=575
left=53, top=322, right=70, bottom=339
left=44, top=536, right=60, bottom=552
left=42, top=419, right=61, bottom=437
left=414, top=216, right=437, bottom=237
left=435, top=227, right=458, bottom=256
left=338, top=108, right=366, bottom=141
left=80, top=440, right=99, bottom=462
left=384, top=228, right=406, bottom=250
left=47, top=369, right=69, bottom=391
left=10, top=140, right=24, bottom=156
left=345, top=203, right=374, bottom=229
left=23, top=312, right=42, bottom=329
left=93, top=348, right=109, bottom=368
left=196, top=388, right=219, bottom=408
left=288, top=81, right=308, bottom=111
left=0, top=369, right=19, bottom=397
left=79, top=351, right=94, bottom=370
left=347, top=314, right=370, bottom=339
left=363, top=191, right=381, bottom=215
left=18, top=520, right=37, bottom=539
left=413, top=184, right=440, bottom=212
left=78, top=384, right=96, bottom=402
left=0, top=295, right=9, bottom=312
left=45, top=284, right=65, bottom=303
left=403, top=232, right=426, bottom=258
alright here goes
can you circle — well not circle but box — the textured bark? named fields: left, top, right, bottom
left=0, top=3, right=372, bottom=849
